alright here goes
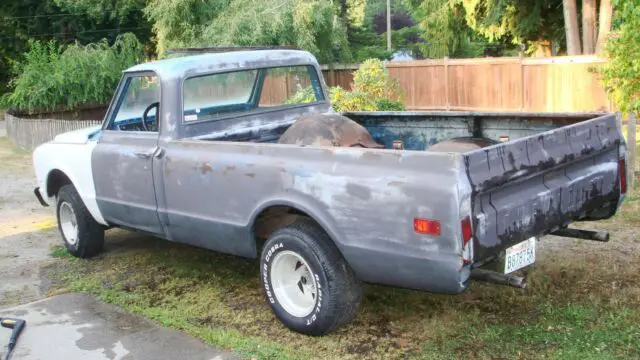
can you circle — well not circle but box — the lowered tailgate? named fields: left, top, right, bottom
left=463, top=114, right=626, bottom=261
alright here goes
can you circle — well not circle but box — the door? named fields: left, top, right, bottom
left=92, top=72, right=164, bottom=235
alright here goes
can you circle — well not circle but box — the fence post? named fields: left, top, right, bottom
left=444, top=57, right=450, bottom=110
left=519, top=54, right=525, bottom=111
left=629, top=112, right=637, bottom=188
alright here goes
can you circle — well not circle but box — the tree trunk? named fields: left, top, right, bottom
left=563, top=0, right=582, bottom=55
left=582, top=0, right=596, bottom=54
left=595, top=0, right=613, bottom=53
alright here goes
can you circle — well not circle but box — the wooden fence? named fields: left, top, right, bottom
left=5, top=113, right=102, bottom=149
left=321, top=55, right=613, bottom=113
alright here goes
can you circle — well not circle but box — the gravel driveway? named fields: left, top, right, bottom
left=0, top=134, right=57, bottom=307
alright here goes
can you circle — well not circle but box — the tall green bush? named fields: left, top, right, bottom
left=2, top=33, right=144, bottom=112
left=600, top=0, right=640, bottom=115
left=332, top=58, right=405, bottom=112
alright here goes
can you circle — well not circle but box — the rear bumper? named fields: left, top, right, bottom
left=34, top=187, right=49, bottom=207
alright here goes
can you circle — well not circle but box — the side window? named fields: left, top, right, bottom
left=259, top=65, right=324, bottom=107
left=107, top=75, right=160, bottom=131
left=182, top=65, right=325, bottom=123
left=183, top=70, right=258, bottom=122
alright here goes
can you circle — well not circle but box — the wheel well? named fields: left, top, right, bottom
left=46, top=169, right=72, bottom=198
left=252, top=206, right=320, bottom=251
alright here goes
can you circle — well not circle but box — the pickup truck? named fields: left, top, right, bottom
left=32, top=48, right=629, bottom=336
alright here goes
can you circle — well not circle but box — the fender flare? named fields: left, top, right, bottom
left=249, top=191, right=347, bottom=256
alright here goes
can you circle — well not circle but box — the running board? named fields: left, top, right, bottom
left=470, top=269, right=527, bottom=289
left=550, top=228, right=610, bottom=242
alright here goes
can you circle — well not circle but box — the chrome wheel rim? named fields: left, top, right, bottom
left=59, top=202, right=78, bottom=245
left=270, top=250, right=317, bottom=317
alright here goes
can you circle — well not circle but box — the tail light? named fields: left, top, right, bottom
left=461, top=216, right=472, bottom=246
left=414, top=218, right=441, bottom=236
left=619, top=158, right=627, bottom=195
left=461, top=216, right=473, bottom=265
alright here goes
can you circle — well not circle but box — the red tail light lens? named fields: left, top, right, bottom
left=414, top=218, right=441, bottom=236
left=461, top=216, right=473, bottom=246
left=619, top=158, right=627, bottom=195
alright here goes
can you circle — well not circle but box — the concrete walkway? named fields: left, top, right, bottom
left=0, top=294, right=238, bottom=360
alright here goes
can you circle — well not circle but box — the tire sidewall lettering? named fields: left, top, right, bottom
left=261, top=239, right=327, bottom=328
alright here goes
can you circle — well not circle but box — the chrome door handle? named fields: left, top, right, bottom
left=154, top=147, right=165, bottom=159
left=134, top=147, right=156, bottom=159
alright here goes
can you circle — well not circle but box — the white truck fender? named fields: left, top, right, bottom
left=32, top=133, right=107, bottom=226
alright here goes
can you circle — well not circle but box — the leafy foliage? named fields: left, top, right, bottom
left=600, top=0, right=640, bottom=114
left=285, top=59, right=405, bottom=112
left=145, top=0, right=351, bottom=63
left=0, top=0, right=152, bottom=96
left=351, top=59, right=401, bottom=101
left=331, top=58, right=405, bottom=112
left=404, top=0, right=471, bottom=57
left=372, top=12, right=415, bottom=34
left=2, top=34, right=144, bottom=111
left=405, top=0, right=563, bottom=57
left=53, top=0, right=146, bottom=23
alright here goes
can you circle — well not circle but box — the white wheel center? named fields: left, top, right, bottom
left=59, top=202, right=79, bottom=245
left=270, top=250, right=318, bottom=318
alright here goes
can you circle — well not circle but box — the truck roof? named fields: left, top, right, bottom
left=124, top=49, right=320, bottom=79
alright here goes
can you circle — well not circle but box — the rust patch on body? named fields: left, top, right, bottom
left=200, top=162, right=213, bottom=175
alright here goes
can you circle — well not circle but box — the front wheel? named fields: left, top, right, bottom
left=56, top=184, right=105, bottom=258
left=260, top=218, right=363, bottom=336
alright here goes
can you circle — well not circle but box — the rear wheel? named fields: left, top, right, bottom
left=56, top=184, right=105, bottom=258
left=260, top=218, right=362, bottom=336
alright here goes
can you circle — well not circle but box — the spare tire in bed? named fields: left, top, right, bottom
left=278, top=114, right=384, bottom=148
left=426, top=137, right=499, bottom=153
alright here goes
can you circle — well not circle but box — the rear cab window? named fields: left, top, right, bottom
left=182, top=65, right=324, bottom=123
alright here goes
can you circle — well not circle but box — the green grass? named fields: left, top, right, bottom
left=46, top=200, right=640, bottom=360
left=50, top=245, right=73, bottom=258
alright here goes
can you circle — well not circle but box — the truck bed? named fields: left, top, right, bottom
left=186, top=110, right=625, bottom=274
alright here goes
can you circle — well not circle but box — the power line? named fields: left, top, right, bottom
left=1, top=9, right=145, bottom=21
left=0, top=26, right=151, bottom=41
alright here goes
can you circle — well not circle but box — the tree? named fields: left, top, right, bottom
left=595, top=0, right=613, bottom=53
left=563, top=0, right=581, bottom=54
left=600, top=0, right=640, bottom=114
left=0, top=0, right=151, bottom=95
left=405, top=0, right=565, bottom=57
left=145, top=0, right=351, bottom=63
left=582, top=0, right=596, bottom=54
left=404, top=0, right=471, bottom=57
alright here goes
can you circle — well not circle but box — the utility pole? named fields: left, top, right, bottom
left=387, top=0, right=392, bottom=51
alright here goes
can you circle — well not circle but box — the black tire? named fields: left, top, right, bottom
left=260, top=218, right=363, bottom=336
left=56, top=184, right=105, bottom=258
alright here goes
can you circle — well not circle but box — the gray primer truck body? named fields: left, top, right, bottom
left=33, top=50, right=629, bottom=295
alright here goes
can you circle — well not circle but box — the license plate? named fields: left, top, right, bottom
left=504, top=237, right=536, bottom=274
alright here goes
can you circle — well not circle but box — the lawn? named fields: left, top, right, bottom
left=46, top=191, right=640, bottom=359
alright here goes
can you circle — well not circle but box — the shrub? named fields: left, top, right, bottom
left=600, top=0, right=640, bottom=115
left=286, top=59, right=406, bottom=112
left=375, top=98, right=405, bottom=111
left=2, top=33, right=144, bottom=112
left=329, top=86, right=378, bottom=112
left=351, top=58, right=403, bottom=103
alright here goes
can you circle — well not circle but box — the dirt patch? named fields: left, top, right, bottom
left=0, top=136, right=57, bottom=307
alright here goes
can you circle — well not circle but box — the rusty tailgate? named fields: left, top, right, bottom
left=463, top=114, right=625, bottom=261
